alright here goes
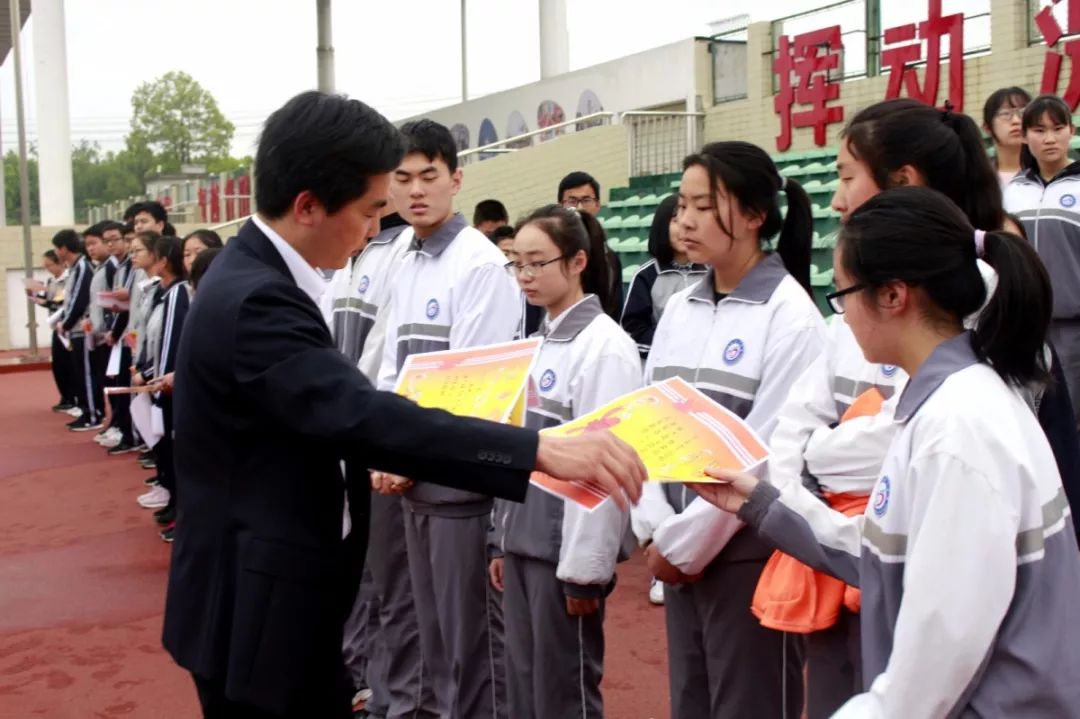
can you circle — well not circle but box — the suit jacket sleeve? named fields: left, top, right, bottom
left=62, top=262, right=91, bottom=332
left=233, top=283, right=535, bottom=502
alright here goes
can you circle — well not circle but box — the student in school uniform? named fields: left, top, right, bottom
left=51, top=230, right=93, bottom=426
left=182, top=229, right=223, bottom=274
left=630, top=141, right=825, bottom=719
left=375, top=120, right=521, bottom=719
left=490, top=205, right=640, bottom=719
left=694, top=186, right=1080, bottom=717
left=332, top=207, right=438, bottom=719
left=98, top=221, right=139, bottom=454
left=982, top=86, right=1031, bottom=188
left=29, top=248, right=76, bottom=411
left=132, top=236, right=190, bottom=542
left=1005, top=94, right=1080, bottom=427
left=71, top=226, right=111, bottom=431
left=621, top=194, right=708, bottom=360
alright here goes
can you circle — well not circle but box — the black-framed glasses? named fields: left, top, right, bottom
left=505, top=256, right=567, bottom=278
left=561, top=196, right=597, bottom=209
left=994, top=106, right=1026, bottom=121
left=825, top=284, right=866, bottom=314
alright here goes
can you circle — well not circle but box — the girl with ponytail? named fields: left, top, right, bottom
left=691, top=186, right=1080, bottom=717
left=630, top=141, right=826, bottom=719
left=492, top=204, right=641, bottom=718
left=751, top=97, right=1080, bottom=719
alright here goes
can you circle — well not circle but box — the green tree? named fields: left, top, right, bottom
left=128, top=71, right=235, bottom=171
left=71, top=140, right=144, bottom=217
left=5, top=149, right=40, bottom=225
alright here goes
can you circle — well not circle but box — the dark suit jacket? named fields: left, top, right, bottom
left=163, top=220, right=537, bottom=715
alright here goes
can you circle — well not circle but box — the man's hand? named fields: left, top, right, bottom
left=687, top=467, right=759, bottom=514
left=566, top=596, right=600, bottom=616
left=489, top=558, right=505, bottom=592
left=149, top=372, right=175, bottom=394
left=371, top=471, right=413, bottom=496
left=534, top=432, right=645, bottom=512
left=645, top=543, right=702, bottom=585
left=131, top=371, right=146, bottom=388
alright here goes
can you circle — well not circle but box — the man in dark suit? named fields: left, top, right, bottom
left=162, top=91, right=645, bottom=719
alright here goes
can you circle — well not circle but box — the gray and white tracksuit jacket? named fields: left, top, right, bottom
left=376, top=212, right=521, bottom=516
left=1004, top=164, right=1080, bottom=319
left=327, top=224, right=412, bottom=379
left=741, top=333, right=1080, bottom=717
left=631, top=254, right=828, bottom=573
left=494, top=296, right=641, bottom=596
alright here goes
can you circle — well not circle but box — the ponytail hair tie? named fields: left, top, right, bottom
left=974, top=229, right=987, bottom=258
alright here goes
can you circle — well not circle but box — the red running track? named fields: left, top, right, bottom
left=0, top=370, right=671, bottom=718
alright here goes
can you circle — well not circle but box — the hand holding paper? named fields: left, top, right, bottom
left=688, top=467, right=760, bottom=514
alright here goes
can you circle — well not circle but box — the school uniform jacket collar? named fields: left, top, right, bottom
left=538, top=295, right=604, bottom=342
left=1014, top=161, right=1080, bottom=188
left=407, top=212, right=467, bottom=257
left=894, top=332, right=979, bottom=423
left=687, top=252, right=788, bottom=305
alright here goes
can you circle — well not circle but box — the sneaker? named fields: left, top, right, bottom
left=649, top=578, right=664, bottom=606
left=52, top=402, right=75, bottom=412
left=96, top=426, right=121, bottom=442
left=144, top=475, right=161, bottom=486
left=160, top=524, right=175, bottom=543
left=137, top=485, right=170, bottom=509
left=65, top=407, right=83, bottom=418
left=99, top=434, right=123, bottom=449
left=133, top=443, right=148, bottom=453
left=107, top=442, right=140, bottom=456
left=69, top=417, right=104, bottom=432
left=153, top=506, right=176, bottom=526
left=352, top=688, right=374, bottom=706
left=138, top=450, right=153, bottom=461
left=139, top=458, right=157, bottom=470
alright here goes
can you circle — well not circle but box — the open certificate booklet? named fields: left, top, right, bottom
left=393, top=338, right=542, bottom=426
left=530, top=377, right=770, bottom=511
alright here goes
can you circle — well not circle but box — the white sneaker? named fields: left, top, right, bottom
left=649, top=578, right=664, bottom=605
left=352, top=688, right=374, bottom=706
left=99, top=432, right=123, bottom=449
left=137, top=485, right=171, bottom=509
left=66, top=407, right=83, bottom=418
left=94, top=427, right=119, bottom=444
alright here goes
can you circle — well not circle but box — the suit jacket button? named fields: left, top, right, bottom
left=502, top=455, right=512, bottom=465
left=478, top=450, right=489, bottom=461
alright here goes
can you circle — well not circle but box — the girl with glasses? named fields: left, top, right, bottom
left=692, top=186, right=1080, bottom=717
left=492, top=204, right=640, bottom=718
left=982, top=86, right=1032, bottom=188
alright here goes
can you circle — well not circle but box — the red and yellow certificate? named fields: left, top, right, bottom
left=394, top=338, right=542, bottom=426
left=530, top=377, right=770, bottom=510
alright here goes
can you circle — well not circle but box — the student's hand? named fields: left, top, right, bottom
left=131, top=372, right=146, bottom=388
left=535, top=432, right=646, bottom=512
left=645, top=543, right=701, bottom=585
left=371, top=472, right=413, bottom=495
left=566, top=596, right=600, bottom=616
left=112, top=288, right=130, bottom=301
left=104, top=334, right=115, bottom=347
left=688, top=467, right=760, bottom=514
left=149, top=372, right=175, bottom=394
left=489, top=558, right=505, bottom=592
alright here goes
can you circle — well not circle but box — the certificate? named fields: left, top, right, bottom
left=530, top=376, right=770, bottom=509
left=394, top=338, right=542, bottom=426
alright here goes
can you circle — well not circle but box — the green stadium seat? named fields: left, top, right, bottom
left=779, top=164, right=808, bottom=177
left=622, top=265, right=640, bottom=283
left=607, top=199, right=627, bottom=209
left=603, top=216, right=623, bottom=231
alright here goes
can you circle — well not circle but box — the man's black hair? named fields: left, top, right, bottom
left=51, top=229, right=81, bottom=253
left=136, top=201, right=168, bottom=224
left=255, top=91, right=407, bottom=219
left=399, top=119, right=459, bottom=174
left=122, top=222, right=136, bottom=235
left=83, top=221, right=107, bottom=239
left=557, top=171, right=600, bottom=202
left=473, top=199, right=509, bottom=226
left=489, top=225, right=515, bottom=242
left=101, top=220, right=126, bottom=235
left=122, top=203, right=142, bottom=223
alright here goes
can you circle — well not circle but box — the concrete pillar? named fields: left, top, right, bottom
left=32, top=0, right=74, bottom=225
left=316, top=0, right=334, bottom=93
left=0, top=81, right=6, bottom=226
left=539, top=0, right=569, bottom=79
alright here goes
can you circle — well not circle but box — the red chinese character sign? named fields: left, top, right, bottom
left=773, top=26, right=845, bottom=152
left=1036, top=0, right=1080, bottom=110
left=882, top=0, right=965, bottom=111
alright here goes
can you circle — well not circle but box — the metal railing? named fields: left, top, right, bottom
left=622, top=111, right=705, bottom=177
left=458, top=111, right=616, bottom=165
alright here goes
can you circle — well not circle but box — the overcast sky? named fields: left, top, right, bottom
left=0, top=0, right=989, bottom=157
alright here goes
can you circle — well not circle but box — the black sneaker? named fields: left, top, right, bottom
left=144, top=476, right=160, bottom=487
left=154, top=506, right=176, bottom=526
left=107, top=442, right=140, bottom=456
left=160, top=525, right=175, bottom=542
left=138, top=450, right=153, bottom=461
left=52, top=402, right=75, bottom=412
left=69, top=417, right=104, bottom=432
left=140, top=458, right=157, bottom=470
